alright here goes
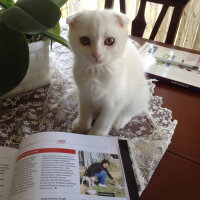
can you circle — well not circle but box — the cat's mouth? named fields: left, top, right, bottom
left=94, top=59, right=103, bottom=64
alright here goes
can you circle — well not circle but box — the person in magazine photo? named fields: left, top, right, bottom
left=79, top=151, right=126, bottom=197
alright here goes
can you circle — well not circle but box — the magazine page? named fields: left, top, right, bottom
left=140, top=42, right=200, bottom=69
left=0, top=147, right=18, bottom=200
left=9, top=132, right=132, bottom=200
left=140, top=42, right=200, bottom=90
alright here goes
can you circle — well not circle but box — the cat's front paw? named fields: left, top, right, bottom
left=88, top=129, right=108, bottom=136
left=113, top=116, right=131, bottom=129
left=72, top=118, right=89, bottom=134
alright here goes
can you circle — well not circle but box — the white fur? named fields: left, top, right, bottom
left=67, top=10, right=149, bottom=136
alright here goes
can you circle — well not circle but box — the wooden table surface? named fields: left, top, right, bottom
left=131, top=36, right=200, bottom=200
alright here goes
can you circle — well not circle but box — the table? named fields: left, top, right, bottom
left=131, top=36, right=200, bottom=200
left=0, top=33, right=199, bottom=199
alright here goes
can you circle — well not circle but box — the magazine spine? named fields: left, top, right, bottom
left=118, top=140, right=139, bottom=200
left=145, top=72, right=200, bottom=92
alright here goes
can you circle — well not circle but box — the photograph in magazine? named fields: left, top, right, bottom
left=79, top=151, right=126, bottom=197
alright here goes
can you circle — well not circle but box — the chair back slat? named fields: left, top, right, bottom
left=120, top=0, right=126, bottom=14
left=165, top=6, right=184, bottom=44
left=131, top=0, right=147, bottom=37
left=105, top=0, right=114, bottom=9
left=149, top=5, right=169, bottom=41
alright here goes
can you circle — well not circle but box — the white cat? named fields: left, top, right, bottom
left=66, top=10, right=149, bottom=136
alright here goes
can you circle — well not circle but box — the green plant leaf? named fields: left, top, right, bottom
left=0, top=0, right=14, bottom=9
left=48, top=23, right=61, bottom=36
left=50, top=0, right=68, bottom=8
left=43, top=30, right=69, bottom=48
left=0, top=22, right=29, bottom=96
left=0, top=0, right=61, bottom=34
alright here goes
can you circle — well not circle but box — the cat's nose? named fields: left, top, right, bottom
left=92, top=53, right=101, bottom=59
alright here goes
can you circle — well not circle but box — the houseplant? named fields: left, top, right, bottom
left=0, top=0, right=69, bottom=97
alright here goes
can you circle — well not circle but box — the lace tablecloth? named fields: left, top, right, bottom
left=0, top=26, right=177, bottom=195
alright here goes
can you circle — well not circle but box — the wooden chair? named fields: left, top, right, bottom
left=105, top=0, right=189, bottom=44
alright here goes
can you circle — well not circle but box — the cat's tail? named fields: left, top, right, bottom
left=142, top=55, right=156, bottom=82
left=142, top=54, right=156, bottom=70
left=129, top=39, right=156, bottom=71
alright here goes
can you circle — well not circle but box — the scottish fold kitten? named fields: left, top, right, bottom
left=66, top=10, right=149, bottom=136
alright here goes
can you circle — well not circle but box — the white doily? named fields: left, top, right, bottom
left=0, top=25, right=177, bottom=195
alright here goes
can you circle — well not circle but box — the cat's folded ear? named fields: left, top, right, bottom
left=66, top=12, right=82, bottom=28
left=114, top=12, right=129, bottom=28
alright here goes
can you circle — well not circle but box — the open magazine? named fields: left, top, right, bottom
left=0, top=132, right=139, bottom=200
left=140, top=42, right=200, bottom=92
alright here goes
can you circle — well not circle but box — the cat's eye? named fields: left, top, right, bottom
left=80, top=36, right=90, bottom=46
left=104, top=37, right=115, bottom=46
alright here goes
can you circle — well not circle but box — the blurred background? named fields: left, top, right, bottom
left=61, top=0, right=200, bottom=51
